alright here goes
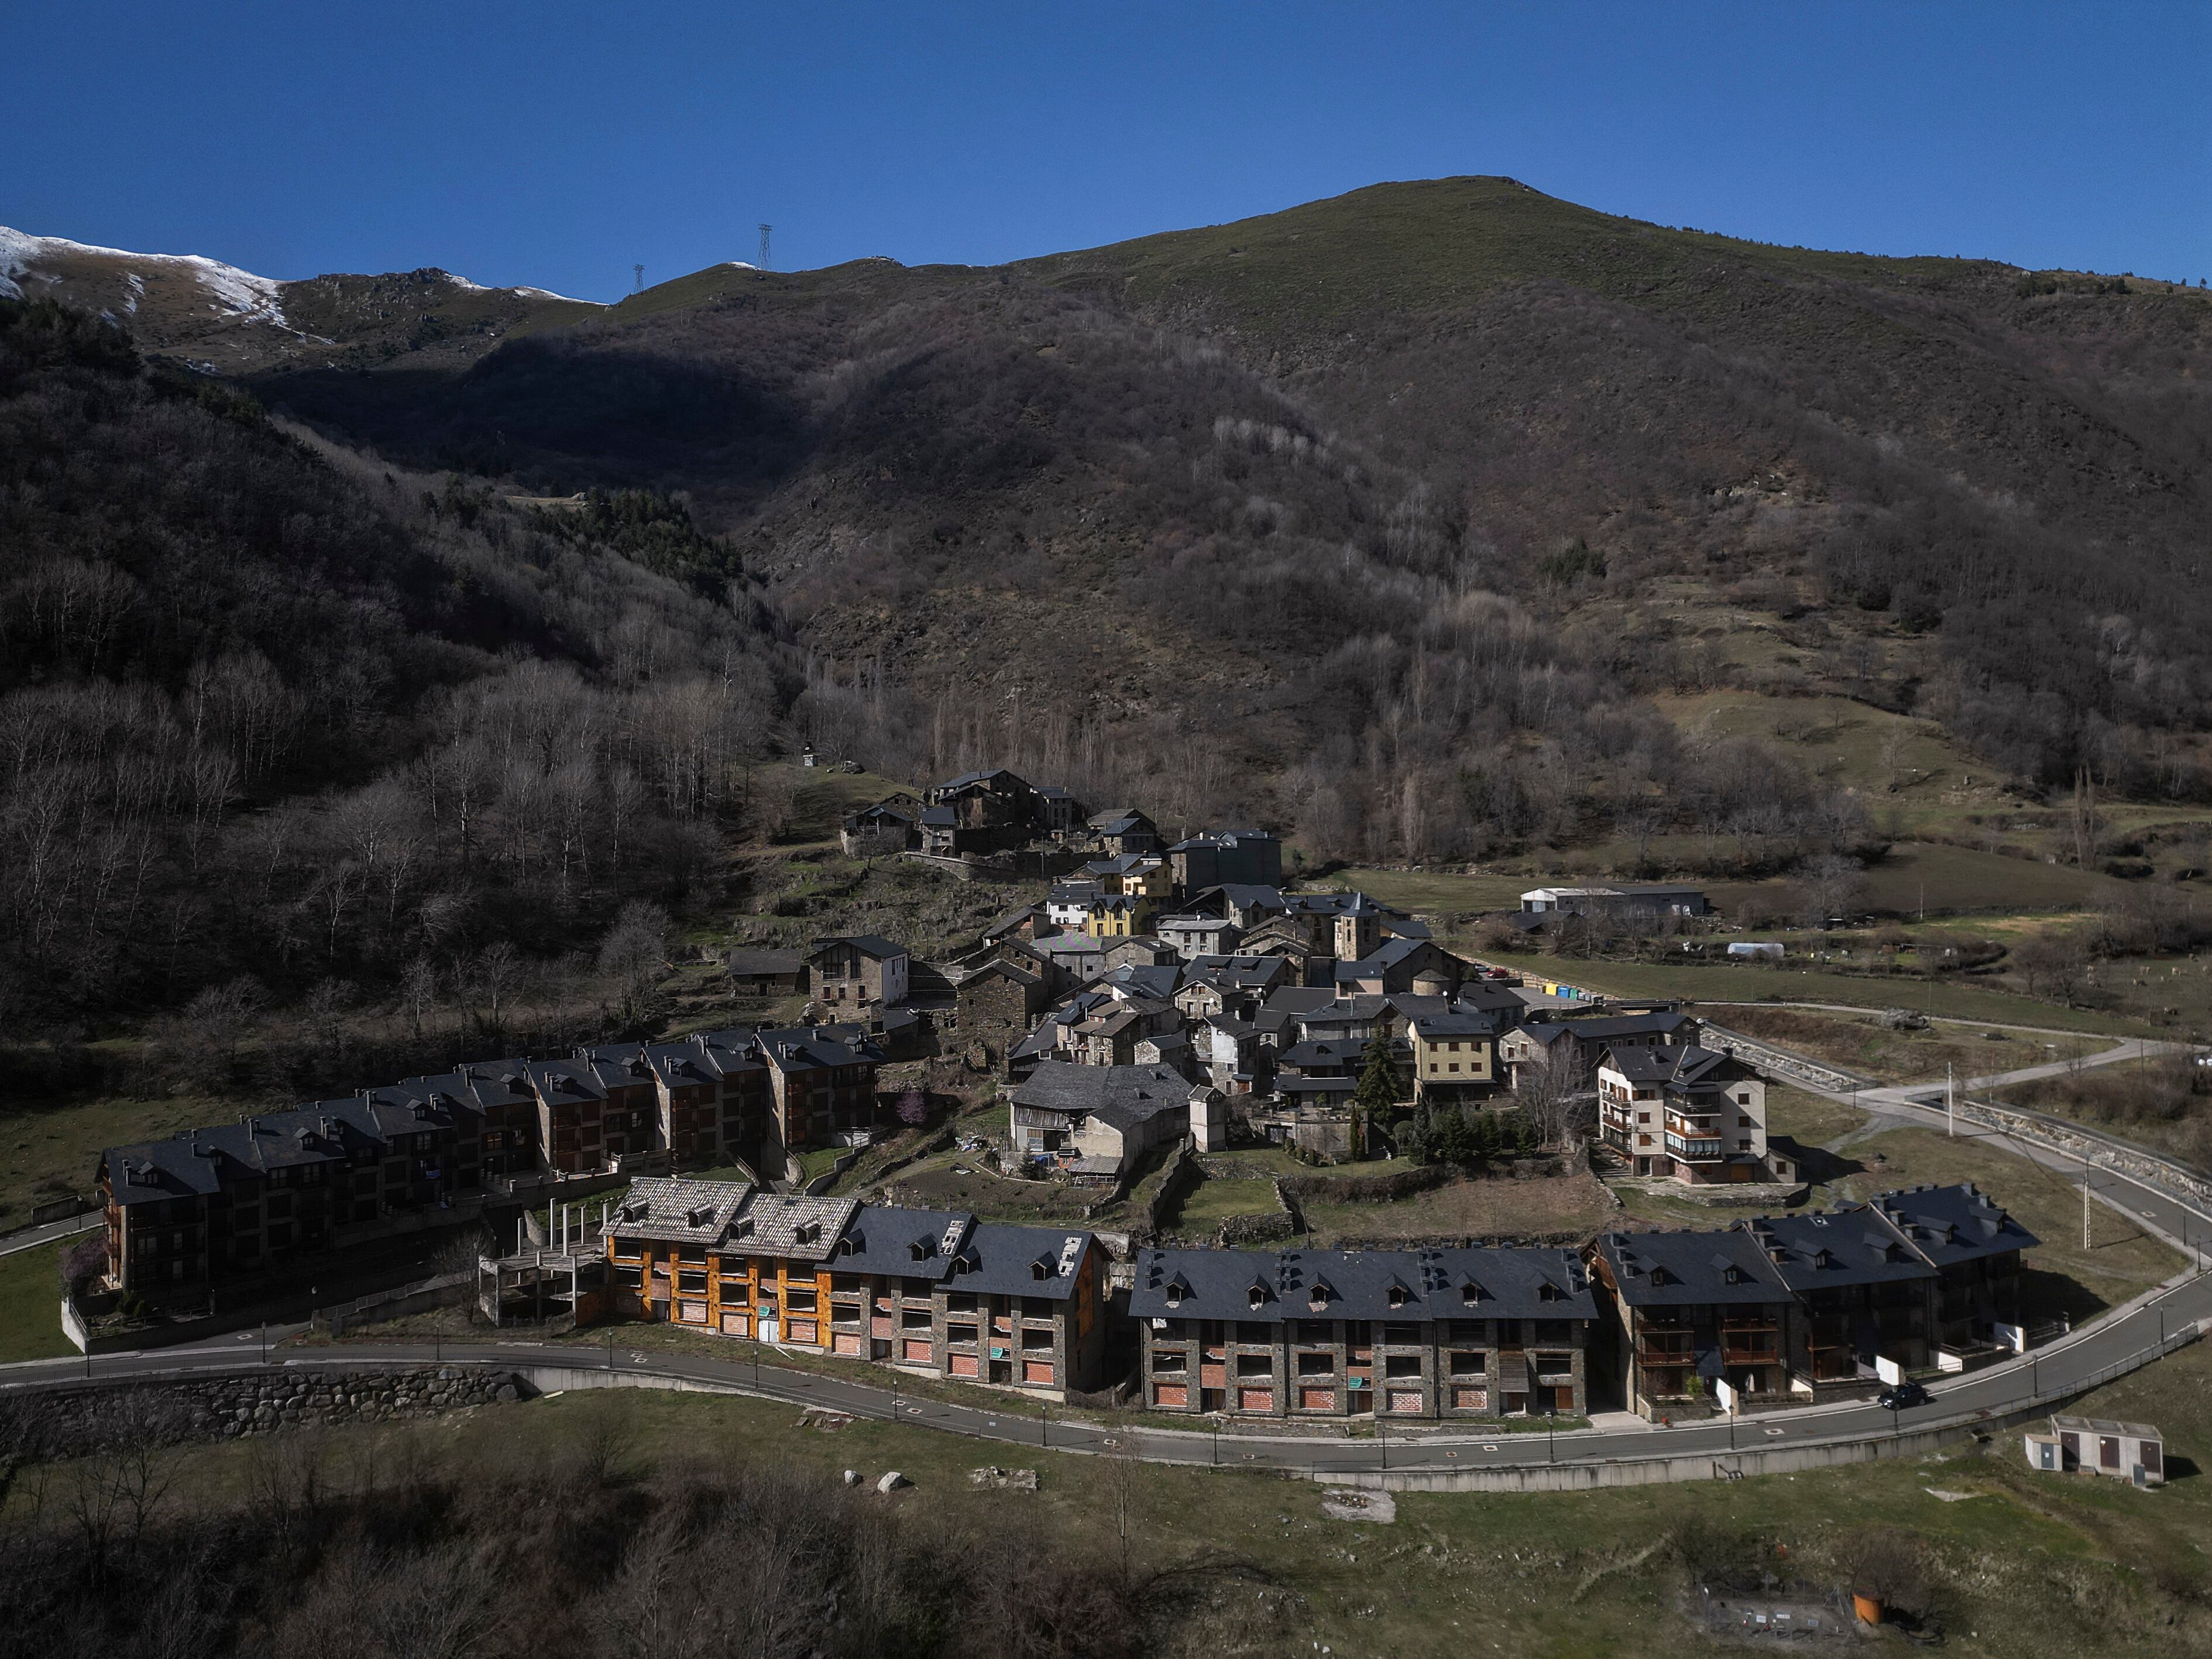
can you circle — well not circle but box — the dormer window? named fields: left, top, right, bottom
left=908, top=1239, right=932, bottom=1260
left=1030, top=1256, right=1053, bottom=1282
left=1246, top=1280, right=1270, bottom=1311
left=1461, top=1280, right=1486, bottom=1306
left=1386, top=1282, right=1410, bottom=1308
left=1165, top=1275, right=1189, bottom=1308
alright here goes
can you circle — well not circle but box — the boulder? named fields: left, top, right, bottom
left=875, top=1471, right=910, bottom=1493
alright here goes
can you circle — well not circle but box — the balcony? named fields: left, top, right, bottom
left=1664, top=1133, right=1723, bottom=1160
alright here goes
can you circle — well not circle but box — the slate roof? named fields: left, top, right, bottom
left=1595, top=1228, right=1792, bottom=1306
left=755, top=1025, right=887, bottom=1073
left=833, top=1204, right=974, bottom=1279
left=1007, top=1060, right=1196, bottom=1131
left=1184, top=954, right=1290, bottom=991
left=813, top=935, right=908, bottom=961
left=1872, top=1183, right=2041, bottom=1265
left=1544, top=1011, right=1694, bottom=1043
left=610, top=1176, right=754, bottom=1245
left=1276, top=1039, right=1366, bottom=1071
left=1096, top=962, right=1181, bottom=1001
left=918, top=806, right=955, bottom=827
left=525, top=1057, right=606, bottom=1104
left=726, top=948, right=805, bottom=977
left=1409, top=1011, right=1499, bottom=1040
left=688, top=1028, right=768, bottom=1084
left=954, top=1223, right=1096, bottom=1301
left=1737, top=1207, right=1938, bottom=1291
left=1599, top=1043, right=1741, bottom=1100
left=1131, top=1245, right=1593, bottom=1323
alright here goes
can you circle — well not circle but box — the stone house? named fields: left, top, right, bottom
left=1132, top=1245, right=1596, bottom=1420
left=1006, top=1060, right=1201, bottom=1179
left=808, top=935, right=911, bottom=1015
left=839, top=799, right=917, bottom=857
left=953, top=958, right=1049, bottom=1069
left=725, top=948, right=807, bottom=997
left=1166, top=829, right=1282, bottom=892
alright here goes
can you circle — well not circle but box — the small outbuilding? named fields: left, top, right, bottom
left=2029, top=1414, right=2165, bottom=1486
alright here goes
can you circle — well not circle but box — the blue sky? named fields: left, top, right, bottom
left=4, top=2, right=2205, bottom=300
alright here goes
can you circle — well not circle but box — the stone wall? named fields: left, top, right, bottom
left=1699, top=1022, right=1868, bottom=1094
left=17, top=1366, right=524, bottom=1451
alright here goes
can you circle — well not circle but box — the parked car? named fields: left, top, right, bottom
left=1877, top=1380, right=1932, bottom=1411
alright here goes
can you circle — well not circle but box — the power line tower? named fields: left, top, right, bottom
left=758, top=224, right=772, bottom=270
left=633, top=264, right=644, bottom=294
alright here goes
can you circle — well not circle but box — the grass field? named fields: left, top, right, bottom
left=1298, top=1171, right=1617, bottom=1247
left=1462, top=949, right=2155, bottom=1036
left=1698, top=1004, right=2107, bottom=1085
left=0, top=1090, right=222, bottom=1235
left=36, top=1331, right=2212, bottom=1658
left=1163, top=1176, right=1283, bottom=1229
left=0, top=1239, right=75, bottom=1363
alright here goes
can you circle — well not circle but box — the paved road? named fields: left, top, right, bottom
left=5, top=1265, right=2205, bottom=1480
left=0, top=1212, right=101, bottom=1260
left=3, top=1021, right=2204, bottom=1481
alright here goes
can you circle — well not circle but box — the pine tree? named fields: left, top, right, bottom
left=1350, top=1028, right=1400, bottom=1153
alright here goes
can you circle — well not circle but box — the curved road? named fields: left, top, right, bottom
left=3, top=1020, right=2204, bottom=1482
left=4, top=1269, right=2204, bottom=1482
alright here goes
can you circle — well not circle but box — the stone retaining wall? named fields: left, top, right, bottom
left=1698, top=1022, right=1869, bottom=1094
left=19, top=1366, right=523, bottom=1449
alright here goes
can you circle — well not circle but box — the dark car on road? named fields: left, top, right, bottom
left=1877, top=1380, right=1932, bottom=1411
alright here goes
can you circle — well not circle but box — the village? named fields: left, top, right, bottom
left=86, top=762, right=2087, bottom=1438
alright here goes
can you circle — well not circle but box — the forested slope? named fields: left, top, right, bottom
left=252, top=178, right=2212, bottom=848
left=0, top=298, right=785, bottom=1032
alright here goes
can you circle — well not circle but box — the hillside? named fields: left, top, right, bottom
left=0, top=296, right=786, bottom=1035
left=7, top=177, right=2212, bottom=970
left=0, top=227, right=602, bottom=375
left=222, top=179, right=2212, bottom=840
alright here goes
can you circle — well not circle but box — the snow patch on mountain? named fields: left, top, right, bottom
left=0, top=226, right=286, bottom=325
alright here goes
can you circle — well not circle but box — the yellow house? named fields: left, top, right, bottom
left=1084, top=893, right=1157, bottom=937
left=1409, top=1012, right=1497, bottom=1100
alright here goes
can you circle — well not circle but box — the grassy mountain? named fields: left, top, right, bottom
left=0, top=226, right=601, bottom=375
left=12, top=177, right=2212, bottom=894
left=233, top=180, right=2212, bottom=829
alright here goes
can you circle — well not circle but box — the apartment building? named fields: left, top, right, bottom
left=1736, top=1207, right=1938, bottom=1383
left=98, top=1088, right=488, bottom=1294
left=1596, top=1043, right=1777, bottom=1184
left=1873, top=1183, right=2036, bottom=1350
left=1588, top=1228, right=1796, bottom=1417
left=604, top=1179, right=1107, bottom=1397
left=1131, top=1245, right=1595, bottom=1421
